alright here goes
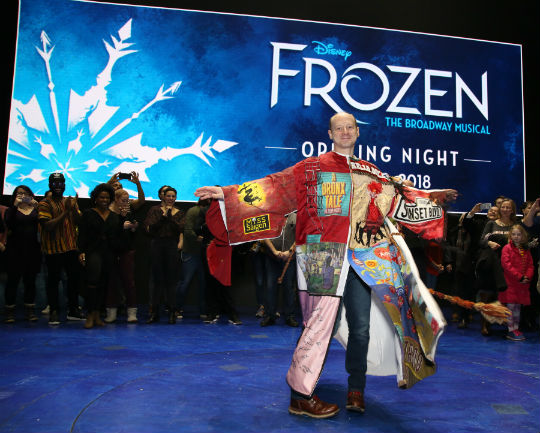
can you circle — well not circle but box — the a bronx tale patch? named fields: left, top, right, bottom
left=316, top=172, right=351, bottom=217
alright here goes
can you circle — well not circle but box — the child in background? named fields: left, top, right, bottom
left=499, top=224, right=534, bottom=341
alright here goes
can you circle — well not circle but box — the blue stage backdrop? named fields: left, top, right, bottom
left=5, top=0, right=525, bottom=210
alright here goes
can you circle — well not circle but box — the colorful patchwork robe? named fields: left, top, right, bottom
left=206, top=151, right=450, bottom=397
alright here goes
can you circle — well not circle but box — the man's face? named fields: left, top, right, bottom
left=111, top=181, right=123, bottom=191
left=50, top=179, right=65, bottom=197
left=328, top=114, right=359, bottom=154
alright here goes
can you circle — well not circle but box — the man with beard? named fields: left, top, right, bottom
left=38, top=173, right=83, bottom=325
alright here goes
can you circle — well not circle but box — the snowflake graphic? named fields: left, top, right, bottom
left=6, top=19, right=237, bottom=198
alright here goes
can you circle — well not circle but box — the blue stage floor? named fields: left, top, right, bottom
left=0, top=310, right=538, bottom=433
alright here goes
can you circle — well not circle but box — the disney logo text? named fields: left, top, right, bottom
left=312, top=41, right=352, bottom=61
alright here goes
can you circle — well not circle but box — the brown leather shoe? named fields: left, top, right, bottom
left=346, top=391, right=365, bottom=413
left=289, top=395, right=339, bottom=419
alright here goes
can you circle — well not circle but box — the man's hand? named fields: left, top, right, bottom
left=469, top=203, right=482, bottom=215
left=531, top=198, right=540, bottom=214
left=279, top=250, right=291, bottom=261
left=488, top=241, right=500, bottom=250
left=129, top=171, right=140, bottom=185
left=194, top=186, right=224, bottom=200
left=65, top=195, right=79, bottom=214
left=429, top=189, right=458, bottom=205
left=108, top=172, right=120, bottom=185
left=445, top=190, right=458, bottom=202
left=64, top=196, right=73, bottom=212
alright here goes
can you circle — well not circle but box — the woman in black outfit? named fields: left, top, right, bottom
left=3, top=185, right=41, bottom=323
left=476, top=199, right=516, bottom=335
left=144, top=187, right=184, bottom=324
left=78, top=183, right=122, bottom=329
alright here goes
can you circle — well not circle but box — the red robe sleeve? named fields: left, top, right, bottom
left=204, top=166, right=297, bottom=285
left=390, top=185, right=453, bottom=240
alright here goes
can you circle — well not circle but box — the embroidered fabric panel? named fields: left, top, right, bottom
left=349, top=172, right=396, bottom=249
left=286, top=295, right=341, bottom=397
left=221, top=166, right=296, bottom=244
left=297, top=235, right=346, bottom=296
left=316, top=172, right=351, bottom=217
left=391, top=187, right=446, bottom=240
left=348, top=244, right=437, bottom=387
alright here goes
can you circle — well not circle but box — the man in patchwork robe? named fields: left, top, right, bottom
left=195, top=112, right=457, bottom=419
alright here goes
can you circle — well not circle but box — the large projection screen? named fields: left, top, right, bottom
left=5, top=0, right=525, bottom=211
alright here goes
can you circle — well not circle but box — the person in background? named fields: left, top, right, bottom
left=38, top=173, right=83, bottom=325
left=144, top=187, right=184, bottom=324
left=78, top=183, right=121, bottom=329
left=423, top=240, right=446, bottom=291
left=103, top=172, right=145, bottom=323
left=486, top=205, right=500, bottom=222
left=3, top=186, right=41, bottom=323
left=201, top=217, right=242, bottom=326
left=476, top=198, right=516, bottom=335
left=446, top=203, right=488, bottom=328
left=249, top=241, right=267, bottom=319
left=499, top=224, right=534, bottom=341
left=175, top=198, right=211, bottom=320
left=157, top=185, right=172, bottom=204
left=494, top=195, right=507, bottom=209
left=260, top=212, right=298, bottom=327
left=107, top=171, right=146, bottom=208
left=105, top=188, right=141, bottom=323
left=521, top=197, right=540, bottom=331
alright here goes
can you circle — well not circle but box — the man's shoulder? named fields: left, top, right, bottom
left=296, top=152, right=344, bottom=167
left=186, top=205, right=200, bottom=216
left=38, top=197, right=54, bottom=215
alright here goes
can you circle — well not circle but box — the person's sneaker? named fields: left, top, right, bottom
left=48, top=310, right=60, bottom=325
left=228, top=315, right=242, bottom=325
left=203, top=315, right=218, bottom=324
left=260, top=315, right=276, bottom=327
left=25, top=305, right=38, bottom=322
left=255, top=305, right=265, bottom=318
left=506, top=330, right=526, bottom=341
left=41, top=305, right=50, bottom=315
left=285, top=316, right=299, bottom=327
left=104, top=308, right=117, bottom=323
left=127, top=307, right=138, bottom=323
left=176, top=310, right=184, bottom=319
left=67, top=308, right=85, bottom=321
left=4, top=306, right=16, bottom=324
